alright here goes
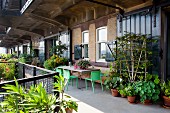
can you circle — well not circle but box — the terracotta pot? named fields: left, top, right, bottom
left=65, top=108, right=73, bottom=113
left=143, top=99, right=152, bottom=105
left=111, top=89, right=119, bottom=97
left=163, top=96, right=170, bottom=107
left=127, top=96, right=136, bottom=103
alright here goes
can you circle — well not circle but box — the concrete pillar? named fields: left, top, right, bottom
left=89, top=24, right=96, bottom=62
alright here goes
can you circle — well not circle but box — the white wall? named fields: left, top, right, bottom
left=0, top=47, right=6, bottom=54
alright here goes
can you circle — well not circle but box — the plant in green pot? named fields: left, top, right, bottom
left=161, top=80, right=170, bottom=107
left=125, top=84, right=136, bottom=103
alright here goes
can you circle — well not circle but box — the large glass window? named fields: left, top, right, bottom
left=39, top=40, right=45, bottom=65
left=96, top=27, right=107, bottom=62
left=82, top=31, right=89, bottom=59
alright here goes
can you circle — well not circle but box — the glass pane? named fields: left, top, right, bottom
left=83, top=32, right=89, bottom=43
left=98, top=28, right=107, bottom=42
left=99, top=43, right=106, bottom=59
left=84, top=44, right=88, bottom=58
left=39, top=41, right=45, bottom=65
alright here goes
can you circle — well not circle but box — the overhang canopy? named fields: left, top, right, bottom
left=0, top=0, right=165, bottom=47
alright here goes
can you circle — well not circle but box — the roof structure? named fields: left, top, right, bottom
left=0, top=0, right=164, bottom=47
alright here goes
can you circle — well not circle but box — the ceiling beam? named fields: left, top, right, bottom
left=28, top=13, right=68, bottom=28
left=29, top=21, right=43, bottom=31
left=15, top=27, right=44, bottom=36
left=86, top=0, right=124, bottom=15
left=50, top=0, right=85, bottom=18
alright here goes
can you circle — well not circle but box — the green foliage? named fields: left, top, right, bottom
left=0, top=53, right=12, bottom=60
left=161, top=80, right=170, bottom=98
left=124, top=84, right=136, bottom=96
left=76, top=59, right=90, bottom=69
left=135, top=80, right=160, bottom=103
left=118, top=84, right=127, bottom=96
left=115, top=33, right=157, bottom=81
left=0, top=63, right=17, bottom=80
left=44, top=55, right=68, bottom=70
left=0, top=78, right=57, bottom=113
left=54, top=75, right=78, bottom=112
left=50, top=44, right=67, bottom=57
left=18, top=54, right=32, bottom=63
left=104, top=74, right=120, bottom=90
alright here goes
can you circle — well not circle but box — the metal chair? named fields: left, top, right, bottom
left=56, top=68, right=63, bottom=76
left=63, top=69, right=78, bottom=90
left=85, top=70, right=103, bottom=93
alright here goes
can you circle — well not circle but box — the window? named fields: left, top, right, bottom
left=58, top=33, right=70, bottom=59
left=96, top=27, right=107, bottom=62
left=82, top=31, right=89, bottom=59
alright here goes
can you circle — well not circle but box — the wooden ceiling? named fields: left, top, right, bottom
left=0, top=0, right=153, bottom=47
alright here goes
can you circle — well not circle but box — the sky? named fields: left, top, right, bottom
left=0, top=47, right=6, bottom=54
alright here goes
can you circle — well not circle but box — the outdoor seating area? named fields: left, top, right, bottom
left=1, top=0, right=170, bottom=113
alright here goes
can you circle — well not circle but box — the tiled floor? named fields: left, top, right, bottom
left=65, top=80, right=170, bottom=113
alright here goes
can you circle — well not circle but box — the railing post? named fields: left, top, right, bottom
left=15, top=62, right=18, bottom=77
left=33, top=66, right=36, bottom=85
left=22, top=64, right=25, bottom=78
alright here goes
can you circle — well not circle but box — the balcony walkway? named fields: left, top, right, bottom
left=65, top=80, right=170, bottom=113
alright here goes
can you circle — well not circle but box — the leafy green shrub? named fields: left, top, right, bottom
left=104, top=75, right=120, bottom=90
left=0, top=63, right=17, bottom=80
left=18, top=54, right=32, bottom=63
left=135, top=80, right=160, bottom=103
left=0, top=79, right=57, bottom=113
left=125, top=85, right=136, bottom=96
left=161, top=80, right=170, bottom=98
left=54, top=75, right=78, bottom=112
left=44, top=54, right=68, bottom=70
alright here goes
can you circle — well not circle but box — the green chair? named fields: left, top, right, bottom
left=56, top=68, right=63, bottom=76
left=63, top=69, right=78, bottom=90
left=85, top=70, right=103, bottom=93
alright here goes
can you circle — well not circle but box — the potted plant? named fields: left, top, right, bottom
left=54, top=75, right=78, bottom=113
left=135, top=80, right=160, bottom=104
left=104, top=74, right=120, bottom=97
left=161, top=80, right=170, bottom=107
left=76, top=59, right=90, bottom=69
left=125, top=84, right=136, bottom=103
left=118, top=83, right=127, bottom=97
left=0, top=78, right=57, bottom=112
left=44, top=54, right=68, bottom=70
left=119, top=89, right=127, bottom=98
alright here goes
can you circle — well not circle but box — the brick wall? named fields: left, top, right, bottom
left=72, top=28, right=82, bottom=60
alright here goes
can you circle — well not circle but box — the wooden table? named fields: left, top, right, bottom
left=58, top=66, right=100, bottom=79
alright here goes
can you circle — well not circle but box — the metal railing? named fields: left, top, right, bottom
left=0, top=62, right=58, bottom=102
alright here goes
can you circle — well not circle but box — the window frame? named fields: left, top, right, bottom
left=96, top=26, right=107, bottom=62
left=82, top=30, right=89, bottom=60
